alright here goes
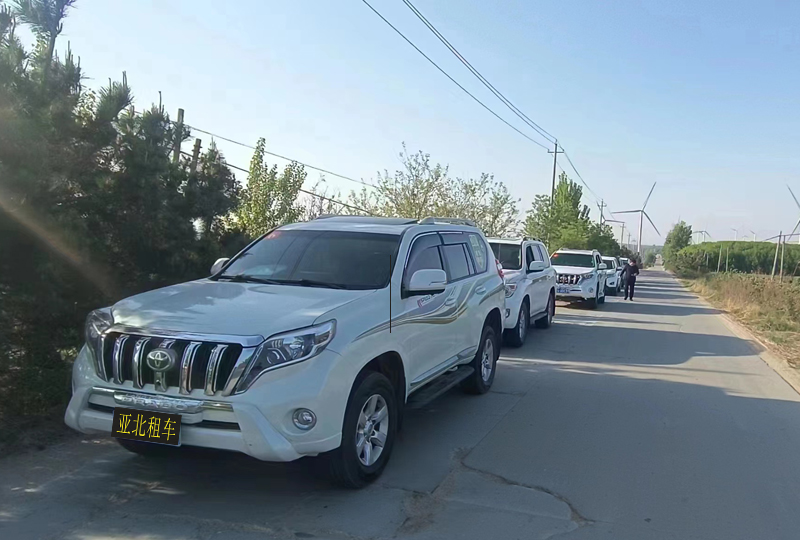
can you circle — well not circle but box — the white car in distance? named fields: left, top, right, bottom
left=550, top=249, right=608, bottom=309
left=602, top=256, right=621, bottom=296
left=65, top=216, right=505, bottom=488
left=487, top=237, right=556, bottom=347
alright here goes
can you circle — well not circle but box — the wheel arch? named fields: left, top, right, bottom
left=355, top=351, right=407, bottom=407
left=484, top=307, right=503, bottom=339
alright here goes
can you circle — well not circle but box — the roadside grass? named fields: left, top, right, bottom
left=688, top=274, right=800, bottom=368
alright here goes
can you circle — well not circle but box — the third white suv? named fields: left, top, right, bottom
left=65, top=216, right=504, bottom=488
left=488, top=237, right=556, bottom=347
left=550, top=249, right=608, bottom=309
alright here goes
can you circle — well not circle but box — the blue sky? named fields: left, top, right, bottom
left=52, top=0, right=800, bottom=245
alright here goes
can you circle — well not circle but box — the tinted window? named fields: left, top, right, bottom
left=595, top=254, right=602, bottom=266
left=468, top=234, right=488, bottom=273
left=550, top=252, right=595, bottom=268
left=442, top=244, right=471, bottom=281
left=404, top=234, right=444, bottom=288
left=222, top=230, right=400, bottom=289
left=525, top=246, right=535, bottom=270
left=488, top=242, right=521, bottom=270
left=603, top=258, right=616, bottom=269
left=536, top=246, right=550, bottom=266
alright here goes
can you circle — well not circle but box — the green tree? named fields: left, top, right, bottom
left=234, top=137, right=305, bottom=237
left=348, top=145, right=519, bottom=236
left=663, top=221, right=693, bottom=265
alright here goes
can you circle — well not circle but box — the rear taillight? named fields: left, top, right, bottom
left=495, top=258, right=504, bottom=279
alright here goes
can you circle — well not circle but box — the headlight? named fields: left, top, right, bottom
left=85, top=308, right=113, bottom=379
left=580, top=272, right=595, bottom=282
left=236, top=320, right=336, bottom=392
left=504, top=282, right=518, bottom=297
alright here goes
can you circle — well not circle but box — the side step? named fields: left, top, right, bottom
left=407, top=366, right=475, bottom=410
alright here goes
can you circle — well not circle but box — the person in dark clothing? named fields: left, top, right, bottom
left=622, top=258, right=640, bottom=300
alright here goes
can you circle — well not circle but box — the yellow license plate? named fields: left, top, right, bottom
left=112, top=407, right=181, bottom=446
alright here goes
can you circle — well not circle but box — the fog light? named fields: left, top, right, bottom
left=589, top=287, right=594, bottom=293
left=292, top=408, right=316, bottom=430
left=505, top=309, right=510, bottom=318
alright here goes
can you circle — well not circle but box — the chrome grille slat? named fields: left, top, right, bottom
left=179, top=341, right=203, bottom=395
left=205, top=344, right=228, bottom=396
left=101, top=333, right=247, bottom=396
left=131, top=337, right=151, bottom=389
left=111, top=335, right=129, bottom=384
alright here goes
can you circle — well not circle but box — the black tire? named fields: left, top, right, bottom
left=462, top=325, right=498, bottom=395
left=504, top=300, right=529, bottom=348
left=587, top=288, right=599, bottom=309
left=328, top=372, right=397, bottom=489
left=117, top=438, right=177, bottom=458
left=535, top=292, right=555, bottom=329
left=598, top=289, right=606, bottom=305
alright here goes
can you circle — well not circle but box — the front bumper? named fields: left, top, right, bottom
left=503, top=289, right=524, bottom=329
left=65, top=346, right=345, bottom=462
left=555, top=280, right=596, bottom=300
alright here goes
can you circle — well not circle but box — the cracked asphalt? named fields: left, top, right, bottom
left=3, top=269, right=800, bottom=539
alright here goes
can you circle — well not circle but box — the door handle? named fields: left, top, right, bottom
left=475, top=286, right=486, bottom=295
left=444, top=297, right=457, bottom=306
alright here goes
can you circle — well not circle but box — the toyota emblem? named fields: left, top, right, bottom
left=146, top=348, right=177, bottom=372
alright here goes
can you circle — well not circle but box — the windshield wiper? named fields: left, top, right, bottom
left=273, top=279, right=349, bottom=290
left=216, top=274, right=283, bottom=285
left=216, top=275, right=350, bottom=289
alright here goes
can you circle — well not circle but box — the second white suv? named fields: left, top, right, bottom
left=488, top=237, right=556, bottom=347
left=550, top=249, right=608, bottom=309
left=65, top=216, right=505, bottom=488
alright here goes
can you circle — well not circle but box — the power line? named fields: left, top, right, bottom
left=560, top=148, right=601, bottom=202
left=180, top=150, right=373, bottom=215
left=185, top=124, right=373, bottom=189
left=401, top=0, right=556, bottom=144
left=360, top=0, right=550, bottom=151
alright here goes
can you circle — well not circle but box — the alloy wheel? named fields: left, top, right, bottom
left=355, top=394, right=389, bottom=467
left=481, top=337, right=495, bottom=382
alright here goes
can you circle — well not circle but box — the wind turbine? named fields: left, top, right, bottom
left=613, top=182, right=660, bottom=255
left=750, top=230, right=757, bottom=242
left=789, top=185, right=800, bottom=245
left=731, top=227, right=739, bottom=241
left=696, top=230, right=711, bottom=243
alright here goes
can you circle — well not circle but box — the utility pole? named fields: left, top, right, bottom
left=717, top=247, right=722, bottom=272
left=780, top=236, right=786, bottom=282
left=725, top=246, right=730, bottom=272
left=547, top=141, right=563, bottom=202
left=598, top=199, right=607, bottom=224
left=190, top=138, right=202, bottom=171
left=172, top=108, right=185, bottom=164
left=771, top=232, right=782, bottom=279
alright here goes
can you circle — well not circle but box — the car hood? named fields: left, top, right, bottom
left=111, top=280, right=375, bottom=339
left=552, top=265, right=595, bottom=275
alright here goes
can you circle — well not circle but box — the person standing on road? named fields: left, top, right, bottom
left=622, top=258, right=640, bottom=300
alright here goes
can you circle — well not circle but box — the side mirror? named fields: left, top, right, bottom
left=528, top=260, right=546, bottom=272
left=210, top=257, right=230, bottom=275
left=407, top=269, right=447, bottom=296
left=598, top=263, right=608, bottom=270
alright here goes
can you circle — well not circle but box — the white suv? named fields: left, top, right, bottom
left=65, top=216, right=505, bottom=487
left=488, top=237, right=556, bottom=347
left=550, top=249, right=608, bottom=309
left=602, top=256, right=620, bottom=295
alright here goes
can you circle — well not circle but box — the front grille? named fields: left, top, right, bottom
left=557, top=274, right=580, bottom=285
left=101, top=332, right=244, bottom=396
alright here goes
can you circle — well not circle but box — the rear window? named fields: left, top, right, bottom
left=602, top=258, right=616, bottom=268
left=550, top=252, right=595, bottom=268
left=489, top=242, right=521, bottom=270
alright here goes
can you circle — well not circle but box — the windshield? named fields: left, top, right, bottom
left=219, top=229, right=400, bottom=289
left=488, top=242, right=521, bottom=270
left=550, top=252, right=595, bottom=268
left=602, top=258, right=616, bottom=268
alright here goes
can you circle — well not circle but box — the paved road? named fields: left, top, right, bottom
left=3, top=269, right=800, bottom=539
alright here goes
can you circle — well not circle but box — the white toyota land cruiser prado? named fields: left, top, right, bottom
left=65, top=216, right=505, bottom=487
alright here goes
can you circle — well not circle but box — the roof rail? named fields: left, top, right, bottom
left=522, top=235, right=543, bottom=243
left=418, top=217, right=477, bottom=227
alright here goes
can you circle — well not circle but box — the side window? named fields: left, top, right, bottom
left=404, top=234, right=443, bottom=289
left=467, top=234, right=488, bottom=273
left=525, top=246, right=535, bottom=270
left=441, top=244, right=471, bottom=282
left=536, top=246, right=550, bottom=266
left=595, top=254, right=602, bottom=267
